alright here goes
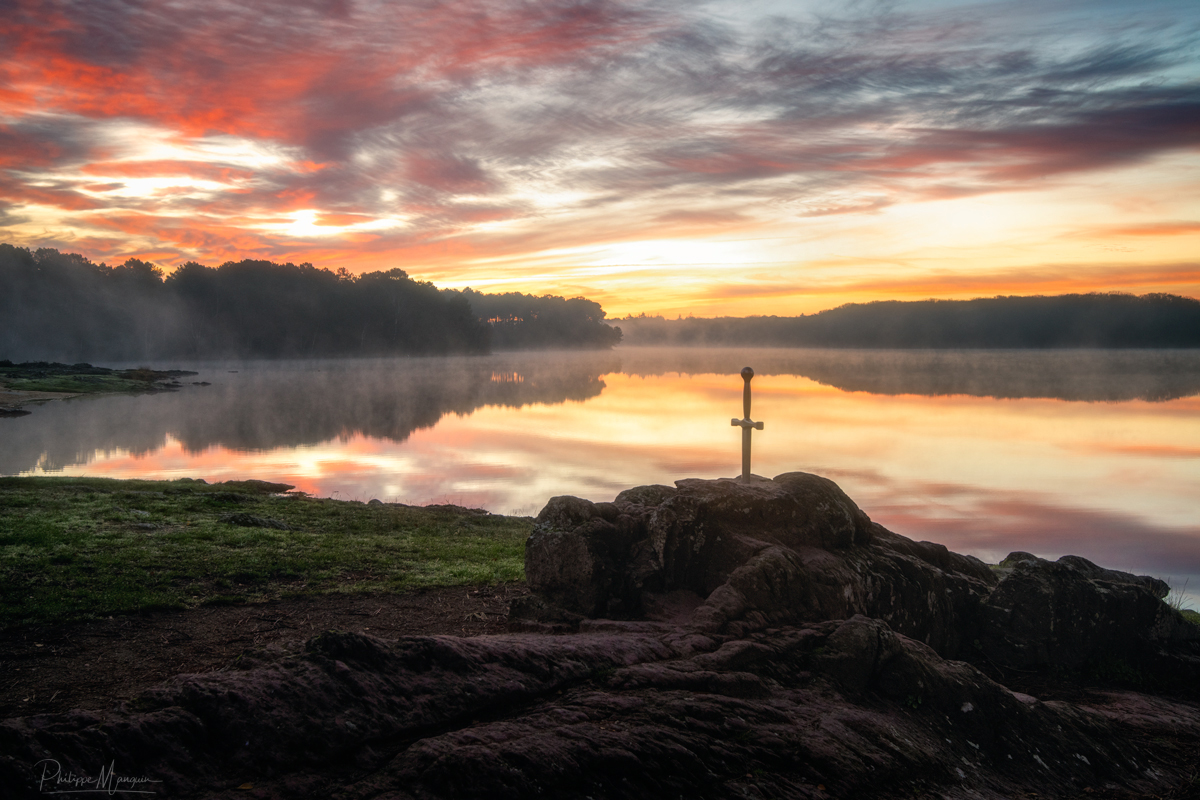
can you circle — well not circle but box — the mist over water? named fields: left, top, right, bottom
left=0, top=353, right=617, bottom=473
left=3, top=347, right=1198, bottom=600
left=616, top=348, right=1200, bottom=402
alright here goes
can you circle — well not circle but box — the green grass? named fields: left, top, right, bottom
left=0, top=476, right=531, bottom=628
left=0, top=362, right=191, bottom=395
left=2, top=374, right=153, bottom=394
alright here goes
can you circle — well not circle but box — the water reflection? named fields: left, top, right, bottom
left=617, top=348, right=1200, bottom=402
left=0, top=353, right=616, bottom=474
left=2, top=348, right=1197, bottom=599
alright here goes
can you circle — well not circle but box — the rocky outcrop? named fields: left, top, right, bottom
left=4, top=619, right=1198, bottom=799
left=518, top=473, right=1200, bottom=675
left=979, top=551, right=1200, bottom=675
left=520, top=473, right=997, bottom=656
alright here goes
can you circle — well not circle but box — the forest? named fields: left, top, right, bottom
left=447, top=288, right=622, bottom=350
left=5, top=244, right=1198, bottom=360
left=0, top=245, right=622, bottom=361
left=619, top=294, right=1200, bottom=348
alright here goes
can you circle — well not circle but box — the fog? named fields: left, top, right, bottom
left=616, top=348, right=1200, bottom=402
left=3, top=348, right=1198, bottom=476
left=0, top=353, right=617, bottom=474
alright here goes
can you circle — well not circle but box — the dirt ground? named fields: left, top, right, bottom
left=0, top=582, right=529, bottom=719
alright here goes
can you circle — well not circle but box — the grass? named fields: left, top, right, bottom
left=0, top=476, right=531, bottom=628
left=1165, top=578, right=1200, bottom=626
left=0, top=361, right=193, bottom=395
left=1, top=374, right=152, bottom=394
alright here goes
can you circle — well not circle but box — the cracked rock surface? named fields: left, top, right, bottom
left=6, top=619, right=1198, bottom=799
left=4, top=473, right=1199, bottom=799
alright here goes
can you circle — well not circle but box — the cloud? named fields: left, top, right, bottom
left=81, top=160, right=258, bottom=183
left=797, top=261, right=1200, bottom=299
left=0, top=176, right=105, bottom=211
left=0, top=0, right=1198, bottom=305
left=1091, top=221, right=1200, bottom=238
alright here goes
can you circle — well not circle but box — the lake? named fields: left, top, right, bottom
left=3, top=347, right=1199, bottom=601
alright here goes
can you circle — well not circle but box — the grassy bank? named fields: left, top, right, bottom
left=0, top=476, right=531, bottom=628
left=0, top=361, right=198, bottom=397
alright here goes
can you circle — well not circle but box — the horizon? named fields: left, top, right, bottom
left=11, top=239, right=1200, bottom=322
left=2, top=0, right=1198, bottom=317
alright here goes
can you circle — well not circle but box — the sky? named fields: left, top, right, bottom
left=1, top=0, right=1198, bottom=317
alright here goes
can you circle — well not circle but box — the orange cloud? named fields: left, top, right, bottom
left=81, top=160, right=256, bottom=183
left=1103, top=222, right=1200, bottom=237
left=314, top=213, right=370, bottom=227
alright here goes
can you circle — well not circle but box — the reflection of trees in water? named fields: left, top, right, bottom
left=0, top=353, right=618, bottom=474
left=615, top=348, right=1200, bottom=402
left=3, top=348, right=1198, bottom=476
left=171, top=354, right=617, bottom=451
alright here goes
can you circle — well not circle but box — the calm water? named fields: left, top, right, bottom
left=4, top=348, right=1199, bottom=599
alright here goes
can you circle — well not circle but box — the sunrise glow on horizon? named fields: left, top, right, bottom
left=2, top=0, right=1198, bottom=317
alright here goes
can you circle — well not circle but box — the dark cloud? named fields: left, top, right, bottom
left=0, top=201, right=31, bottom=228
left=0, top=118, right=98, bottom=170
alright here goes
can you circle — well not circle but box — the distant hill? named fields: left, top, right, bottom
left=618, top=294, right=1200, bottom=349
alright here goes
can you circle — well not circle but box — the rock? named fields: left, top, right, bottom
left=519, top=473, right=1200, bottom=678
left=520, top=473, right=997, bottom=656
left=979, top=551, right=1200, bottom=674
left=523, top=496, right=647, bottom=617
left=2, top=622, right=1195, bottom=799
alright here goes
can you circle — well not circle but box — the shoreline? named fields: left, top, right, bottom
left=0, top=360, right=201, bottom=416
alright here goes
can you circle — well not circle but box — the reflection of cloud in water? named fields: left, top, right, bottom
left=868, top=484, right=1200, bottom=574
left=823, top=471, right=1200, bottom=605
left=4, top=348, right=1197, bottom=477
left=1064, top=442, right=1200, bottom=459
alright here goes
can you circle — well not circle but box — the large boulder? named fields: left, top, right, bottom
left=979, top=551, right=1200, bottom=673
left=519, top=472, right=997, bottom=656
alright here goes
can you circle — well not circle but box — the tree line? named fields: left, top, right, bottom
left=447, top=288, right=622, bottom=350
left=619, top=294, right=1200, bottom=348
left=0, top=245, right=622, bottom=361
